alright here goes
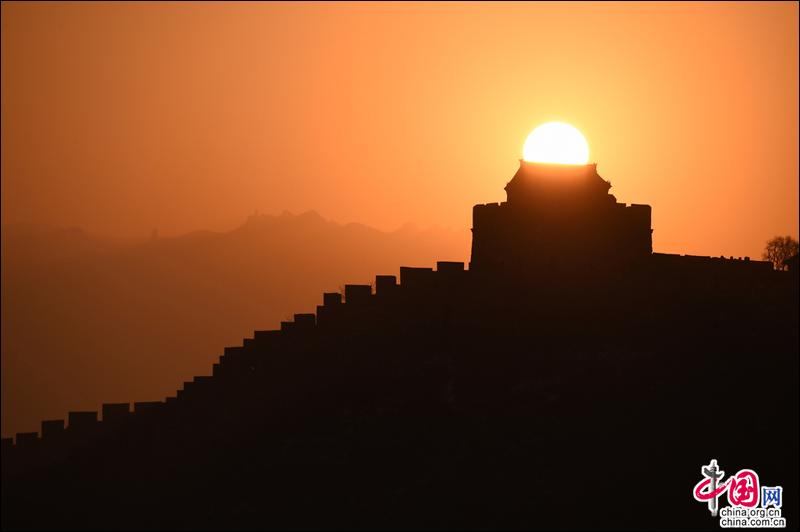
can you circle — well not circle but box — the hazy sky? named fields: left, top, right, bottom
left=2, top=1, right=797, bottom=259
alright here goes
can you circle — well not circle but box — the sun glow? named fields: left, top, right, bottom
left=522, top=122, right=590, bottom=165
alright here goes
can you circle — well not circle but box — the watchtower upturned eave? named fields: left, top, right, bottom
left=470, top=160, right=653, bottom=273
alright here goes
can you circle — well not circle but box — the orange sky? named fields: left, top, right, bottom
left=2, top=1, right=798, bottom=259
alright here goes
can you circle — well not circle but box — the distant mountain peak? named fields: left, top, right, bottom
left=244, top=209, right=327, bottom=226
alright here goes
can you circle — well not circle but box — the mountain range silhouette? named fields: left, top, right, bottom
left=2, top=162, right=797, bottom=530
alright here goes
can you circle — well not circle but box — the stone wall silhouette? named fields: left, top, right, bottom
left=2, top=162, right=797, bottom=530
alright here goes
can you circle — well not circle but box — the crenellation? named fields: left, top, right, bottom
left=254, top=330, right=281, bottom=342
left=102, top=403, right=130, bottom=423
left=344, top=284, right=372, bottom=305
left=436, top=261, right=464, bottom=273
left=323, top=292, right=342, bottom=306
left=375, top=275, right=397, bottom=296
left=15, top=432, right=39, bottom=449
left=224, top=346, right=244, bottom=357
left=651, top=252, right=773, bottom=273
left=400, top=266, right=434, bottom=289
left=294, top=313, right=316, bottom=329
left=67, top=411, right=98, bottom=432
left=134, top=401, right=163, bottom=413
left=41, top=420, right=65, bottom=440
left=188, top=376, right=215, bottom=400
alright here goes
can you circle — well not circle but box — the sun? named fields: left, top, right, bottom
left=522, top=122, right=590, bottom=165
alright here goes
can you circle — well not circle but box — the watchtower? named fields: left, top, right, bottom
left=470, top=160, right=652, bottom=274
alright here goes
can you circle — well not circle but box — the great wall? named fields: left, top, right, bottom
left=2, top=160, right=796, bottom=529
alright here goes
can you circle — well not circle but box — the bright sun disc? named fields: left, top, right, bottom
left=522, top=122, right=589, bottom=165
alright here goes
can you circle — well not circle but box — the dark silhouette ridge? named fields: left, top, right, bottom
left=1, top=161, right=797, bottom=530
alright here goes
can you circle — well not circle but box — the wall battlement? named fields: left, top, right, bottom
left=2, top=251, right=787, bottom=455
left=2, top=151, right=793, bottom=513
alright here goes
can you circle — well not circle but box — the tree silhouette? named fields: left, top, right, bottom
left=762, top=235, right=799, bottom=271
